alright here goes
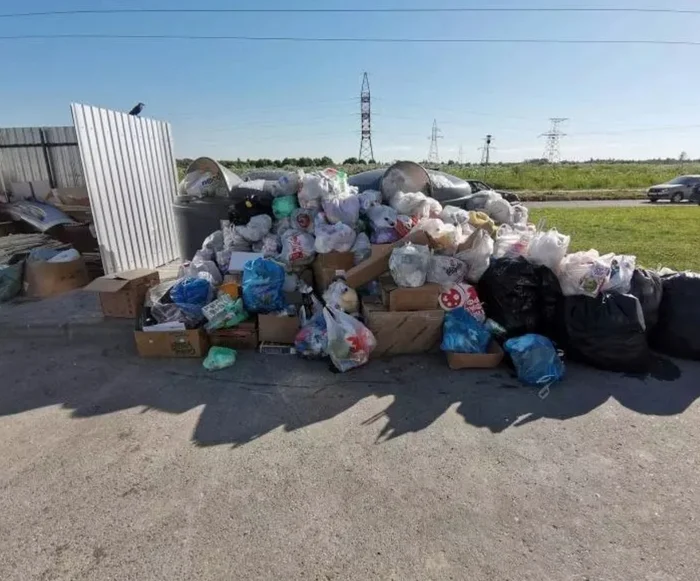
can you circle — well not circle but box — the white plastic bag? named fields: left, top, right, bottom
left=512, top=204, right=529, bottom=226
left=179, top=257, right=223, bottom=286
left=440, top=205, right=470, bottom=226
left=298, top=169, right=346, bottom=209
left=493, top=224, right=533, bottom=259
left=322, top=194, right=360, bottom=227
left=427, top=255, right=467, bottom=286
left=222, top=223, right=251, bottom=251
left=279, top=230, right=316, bottom=267
left=528, top=229, right=570, bottom=271
left=455, top=229, right=494, bottom=284
left=314, top=221, right=357, bottom=254
left=202, top=230, right=224, bottom=252
left=367, top=204, right=398, bottom=230
left=323, top=306, right=376, bottom=372
left=237, top=214, right=273, bottom=243
left=180, top=170, right=216, bottom=198
left=389, top=191, right=428, bottom=216
left=358, top=189, right=382, bottom=212
left=558, top=250, right=612, bottom=297
left=260, top=233, right=281, bottom=257
left=420, top=218, right=461, bottom=254
left=351, top=232, right=371, bottom=265
left=484, top=195, right=514, bottom=225
left=272, top=170, right=303, bottom=197
left=420, top=197, right=443, bottom=219
left=290, top=208, right=316, bottom=234
left=602, top=254, right=636, bottom=294
left=323, top=280, right=359, bottom=314
left=389, top=243, right=431, bottom=288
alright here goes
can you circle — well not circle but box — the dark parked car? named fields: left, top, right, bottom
left=647, top=175, right=700, bottom=203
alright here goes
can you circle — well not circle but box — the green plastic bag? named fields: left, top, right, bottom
left=272, top=195, right=299, bottom=219
left=203, top=347, right=237, bottom=371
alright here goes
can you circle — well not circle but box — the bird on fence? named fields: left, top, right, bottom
left=128, top=102, right=145, bottom=116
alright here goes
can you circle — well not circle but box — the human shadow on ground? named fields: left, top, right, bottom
left=0, top=336, right=699, bottom=446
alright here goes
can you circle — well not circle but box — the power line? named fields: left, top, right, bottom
left=358, top=73, right=375, bottom=163
left=427, top=120, right=443, bottom=164
left=3, top=8, right=700, bottom=18
left=479, top=135, right=494, bottom=166
left=2, top=34, right=700, bottom=46
left=540, top=118, right=568, bottom=163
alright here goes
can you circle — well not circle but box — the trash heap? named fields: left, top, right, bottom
left=89, top=163, right=700, bottom=384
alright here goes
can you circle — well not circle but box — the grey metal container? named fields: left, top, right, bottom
left=172, top=196, right=230, bottom=261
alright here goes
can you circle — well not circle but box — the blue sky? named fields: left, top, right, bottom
left=2, top=0, right=700, bottom=162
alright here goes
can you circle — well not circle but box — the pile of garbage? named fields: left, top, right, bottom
left=136, top=162, right=700, bottom=381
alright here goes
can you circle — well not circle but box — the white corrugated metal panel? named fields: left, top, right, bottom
left=71, top=103, right=178, bottom=274
left=0, top=126, right=84, bottom=193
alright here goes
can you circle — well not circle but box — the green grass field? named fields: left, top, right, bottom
left=528, top=206, right=700, bottom=271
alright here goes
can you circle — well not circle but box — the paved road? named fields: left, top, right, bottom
left=1, top=294, right=700, bottom=580
left=525, top=199, right=697, bottom=209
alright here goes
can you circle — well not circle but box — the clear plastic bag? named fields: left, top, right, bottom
left=420, top=218, right=460, bottom=254
left=351, top=232, right=371, bottom=265
left=260, top=233, right=281, bottom=257
left=314, top=221, right=357, bottom=254
left=323, top=307, right=376, bottom=372
left=512, top=204, right=529, bottom=226
left=504, top=334, right=564, bottom=386
left=455, top=229, right=494, bottom=284
left=389, top=191, right=429, bottom=217
left=290, top=208, right=316, bottom=234
left=222, top=223, right=251, bottom=251
left=241, top=258, right=286, bottom=313
left=601, top=254, right=636, bottom=294
left=440, top=205, right=470, bottom=226
left=358, top=189, right=382, bottom=212
left=294, top=312, right=328, bottom=359
left=322, top=194, right=360, bottom=227
left=427, top=255, right=467, bottom=286
left=179, top=256, right=223, bottom=286
left=527, top=229, right=570, bottom=271
left=557, top=250, right=612, bottom=298
left=202, top=229, right=224, bottom=252
left=484, top=195, right=514, bottom=225
left=272, top=170, right=303, bottom=197
left=237, top=214, right=273, bottom=243
left=203, top=295, right=248, bottom=331
left=279, top=230, right=316, bottom=266
left=389, top=243, right=431, bottom=288
left=370, top=227, right=400, bottom=245
left=440, top=308, right=491, bottom=354
left=323, top=280, right=359, bottom=314
left=298, top=169, right=344, bottom=209
left=367, top=205, right=398, bottom=230
left=203, top=347, right=237, bottom=371
left=493, top=224, right=533, bottom=259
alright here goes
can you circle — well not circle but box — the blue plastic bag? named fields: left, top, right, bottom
left=440, top=308, right=492, bottom=354
left=504, top=334, right=565, bottom=387
left=169, top=277, right=214, bottom=322
left=242, top=258, right=286, bottom=313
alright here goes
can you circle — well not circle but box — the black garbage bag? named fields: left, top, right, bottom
left=228, top=194, right=273, bottom=226
left=537, top=265, right=566, bottom=344
left=628, top=268, right=663, bottom=331
left=564, top=292, right=649, bottom=372
left=478, top=257, right=541, bottom=338
left=651, top=272, right=700, bottom=360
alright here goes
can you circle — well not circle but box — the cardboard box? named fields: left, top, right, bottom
left=345, top=230, right=430, bottom=289
left=208, top=319, right=258, bottom=350
left=258, top=313, right=301, bottom=344
left=83, top=268, right=159, bottom=318
left=23, top=256, right=90, bottom=298
left=312, top=251, right=355, bottom=292
left=134, top=328, right=208, bottom=358
left=379, top=275, right=441, bottom=312
left=445, top=342, right=504, bottom=370
left=362, top=301, right=443, bottom=358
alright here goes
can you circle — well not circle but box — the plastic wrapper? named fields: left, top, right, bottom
left=440, top=205, right=470, bottom=226
left=484, top=195, right=513, bottom=225
left=323, top=280, right=359, bottom=314
left=203, top=295, right=249, bottom=331
left=650, top=272, right=700, bottom=360
left=455, top=229, right=494, bottom=284
left=557, top=250, right=612, bottom=298
left=389, top=243, right=431, bottom=288
left=203, top=347, right=237, bottom=371
left=290, top=208, right=316, bottom=234
left=237, top=214, right=273, bottom=243
left=468, top=211, right=497, bottom=235
left=395, top=215, right=417, bottom=238
left=323, top=307, right=376, bottom=372
left=322, top=194, right=360, bottom=227
left=528, top=229, right=570, bottom=271
left=272, top=195, right=299, bottom=219
left=601, top=254, right=636, bottom=294
left=351, top=232, right=371, bottom=265
left=370, top=227, right=400, bottom=245
left=438, top=283, right=486, bottom=322
left=202, top=230, right=224, bottom=252
left=427, top=255, right=467, bottom=286
left=629, top=268, right=663, bottom=330
left=241, top=258, right=286, bottom=314
left=170, top=277, right=214, bottom=323
left=314, top=221, right=357, bottom=254
left=440, top=308, right=491, bottom=354
left=294, top=312, right=328, bottom=359
left=260, top=233, right=281, bottom=257
left=146, top=280, right=177, bottom=307
left=504, top=334, right=565, bottom=386
left=493, top=224, right=533, bottom=259
left=564, top=292, right=649, bottom=372
left=358, top=189, right=382, bottom=212
left=279, top=230, right=316, bottom=266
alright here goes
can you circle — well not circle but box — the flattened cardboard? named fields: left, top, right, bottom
left=362, top=301, right=443, bottom=358
left=23, top=257, right=90, bottom=298
left=445, top=341, right=504, bottom=370
left=312, top=252, right=355, bottom=292
left=258, top=313, right=301, bottom=344
left=84, top=269, right=159, bottom=318
left=345, top=230, right=430, bottom=289
left=228, top=251, right=263, bottom=273
left=208, top=319, right=258, bottom=350
left=134, top=328, right=208, bottom=358
left=379, top=275, right=441, bottom=312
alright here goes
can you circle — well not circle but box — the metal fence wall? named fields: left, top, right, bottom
left=71, top=103, right=179, bottom=274
left=0, top=126, right=84, bottom=194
